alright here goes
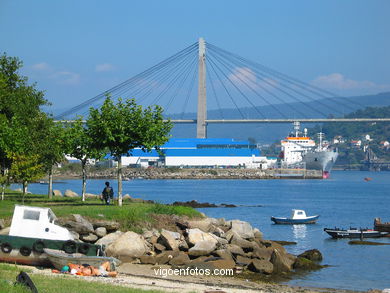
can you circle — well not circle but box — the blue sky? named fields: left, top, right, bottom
left=1, top=0, right=390, bottom=114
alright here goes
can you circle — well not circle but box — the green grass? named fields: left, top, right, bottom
left=0, top=263, right=165, bottom=293
left=0, top=190, right=202, bottom=232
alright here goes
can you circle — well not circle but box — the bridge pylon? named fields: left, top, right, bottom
left=197, top=37, right=207, bottom=138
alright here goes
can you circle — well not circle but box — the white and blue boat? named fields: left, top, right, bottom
left=271, top=209, right=319, bottom=224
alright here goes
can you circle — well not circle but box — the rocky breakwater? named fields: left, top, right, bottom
left=57, top=215, right=324, bottom=278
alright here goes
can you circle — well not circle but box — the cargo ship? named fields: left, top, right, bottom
left=280, top=122, right=338, bottom=178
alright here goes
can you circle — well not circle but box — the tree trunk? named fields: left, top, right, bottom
left=117, top=157, right=122, bottom=207
left=22, top=181, right=28, bottom=204
left=82, top=160, right=87, bottom=202
left=1, top=184, right=4, bottom=201
left=48, top=167, right=53, bottom=199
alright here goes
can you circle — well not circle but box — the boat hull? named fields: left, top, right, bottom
left=302, top=149, right=338, bottom=173
left=271, top=215, right=319, bottom=224
left=324, top=228, right=389, bottom=239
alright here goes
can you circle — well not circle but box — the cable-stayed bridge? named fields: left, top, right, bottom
left=55, top=38, right=390, bottom=138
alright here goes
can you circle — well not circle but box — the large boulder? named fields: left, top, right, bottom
left=186, top=228, right=218, bottom=246
left=59, top=214, right=94, bottom=234
left=139, top=255, right=157, bottom=265
left=204, top=258, right=236, bottom=270
left=188, top=240, right=217, bottom=257
left=0, top=219, right=5, bottom=230
left=106, top=231, right=149, bottom=259
left=226, top=244, right=246, bottom=256
left=248, top=259, right=274, bottom=274
left=53, top=190, right=62, bottom=197
left=293, top=257, right=323, bottom=270
left=270, top=249, right=295, bottom=273
left=188, top=219, right=213, bottom=232
left=95, top=231, right=123, bottom=246
left=235, top=255, right=252, bottom=266
left=92, top=220, right=120, bottom=232
left=95, top=227, right=107, bottom=238
left=0, top=227, right=10, bottom=235
left=156, top=250, right=180, bottom=264
left=158, top=229, right=180, bottom=251
left=213, top=249, right=234, bottom=262
left=64, top=189, right=78, bottom=197
left=169, top=252, right=191, bottom=266
left=80, top=233, right=98, bottom=243
left=252, top=247, right=274, bottom=261
left=230, top=233, right=254, bottom=250
left=230, top=220, right=254, bottom=239
left=85, top=193, right=98, bottom=199
left=298, top=249, right=323, bottom=262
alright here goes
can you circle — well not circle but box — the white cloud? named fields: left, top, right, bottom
left=95, top=63, right=115, bottom=72
left=312, top=73, right=380, bottom=90
left=229, top=67, right=257, bottom=85
left=51, top=71, right=81, bottom=85
left=31, top=62, right=51, bottom=71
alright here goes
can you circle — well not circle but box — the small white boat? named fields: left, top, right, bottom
left=271, top=209, right=319, bottom=224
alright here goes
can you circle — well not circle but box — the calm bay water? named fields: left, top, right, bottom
left=13, top=171, right=390, bottom=291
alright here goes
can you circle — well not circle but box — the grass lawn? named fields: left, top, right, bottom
left=0, top=190, right=202, bottom=232
left=0, top=263, right=166, bottom=293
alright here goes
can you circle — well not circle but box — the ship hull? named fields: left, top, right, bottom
left=302, top=150, right=338, bottom=173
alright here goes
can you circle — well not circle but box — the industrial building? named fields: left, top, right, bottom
left=121, top=138, right=273, bottom=169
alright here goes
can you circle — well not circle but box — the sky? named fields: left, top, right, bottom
left=1, top=0, right=390, bottom=115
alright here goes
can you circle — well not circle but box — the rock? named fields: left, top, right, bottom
left=64, top=189, right=78, bottom=197
left=0, top=227, right=10, bottom=235
left=209, top=226, right=225, bottom=238
left=293, top=257, right=323, bottom=270
left=95, top=231, right=124, bottom=246
left=272, top=240, right=297, bottom=246
left=139, top=255, right=157, bottom=265
left=210, top=233, right=228, bottom=245
left=298, top=249, right=323, bottom=262
left=169, top=252, right=191, bottom=266
left=226, top=244, right=246, bottom=256
left=252, top=247, right=274, bottom=261
left=156, top=250, right=180, bottom=264
left=230, top=233, right=254, bottom=250
left=235, top=255, right=252, bottom=266
left=53, top=190, right=62, bottom=197
left=92, top=220, right=120, bottom=232
left=188, top=219, right=213, bottom=232
left=175, top=220, right=189, bottom=230
left=186, top=228, right=218, bottom=246
left=95, top=227, right=107, bottom=238
left=230, top=220, right=254, bottom=239
left=81, top=233, right=98, bottom=243
left=270, top=249, right=295, bottom=273
left=69, top=231, right=80, bottom=241
left=213, top=249, right=234, bottom=262
left=179, top=240, right=189, bottom=251
left=172, top=200, right=218, bottom=208
left=59, top=214, right=94, bottom=234
left=85, top=193, right=98, bottom=199
left=122, top=194, right=132, bottom=201
left=0, top=219, right=5, bottom=230
left=106, top=231, right=149, bottom=260
left=153, top=243, right=166, bottom=252
left=253, top=228, right=263, bottom=239
left=205, top=258, right=236, bottom=270
left=158, top=229, right=180, bottom=251
left=188, top=240, right=217, bottom=257
left=248, top=259, right=274, bottom=274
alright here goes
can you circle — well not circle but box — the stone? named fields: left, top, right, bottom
left=210, top=233, right=228, bottom=245
left=293, top=257, right=323, bottom=270
left=252, top=247, right=274, bottom=261
left=0, top=227, right=10, bottom=235
left=248, top=259, right=274, bottom=274
left=188, top=218, right=213, bottom=232
left=0, top=219, right=5, bottom=230
left=106, top=231, right=149, bottom=259
left=58, top=214, right=94, bottom=234
left=139, top=255, right=157, bottom=265
left=153, top=243, right=166, bottom=252
left=270, top=249, right=295, bottom=273
left=158, top=229, right=180, bottom=251
left=209, top=226, right=225, bottom=238
left=226, top=244, right=246, bottom=256
left=205, top=258, right=236, bottom=270
left=186, top=228, right=218, bottom=246
left=85, top=193, right=98, bottom=199
left=156, top=250, right=180, bottom=264
left=169, top=252, right=191, bottom=266
left=122, top=194, right=132, bottom=201
left=53, top=190, right=62, bottom=197
left=81, top=233, right=98, bottom=243
left=95, top=231, right=124, bottom=246
left=213, top=249, right=234, bottom=262
left=235, top=255, right=252, bottom=266
left=179, top=240, right=189, bottom=251
left=230, top=234, right=254, bottom=250
left=175, top=220, right=189, bottom=230
left=92, top=220, right=120, bottom=232
left=188, top=240, right=217, bottom=257
left=253, top=228, right=263, bottom=239
left=64, top=189, right=78, bottom=197
left=230, top=220, right=254, bottom=239
left=298, top=249, right=323, bottom=262
left=95, top=227, right=107, bottom=238
left=69, top=231, right=80, bottom=241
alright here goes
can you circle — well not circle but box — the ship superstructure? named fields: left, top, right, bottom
left=280, top=122, right=338, bottom=178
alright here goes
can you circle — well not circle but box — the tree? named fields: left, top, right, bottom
left=87, top=97, right=173, bottom=206
left=64, top=117, right=105, bottom=201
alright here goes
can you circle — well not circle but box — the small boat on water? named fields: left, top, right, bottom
left=324, top=227, right=389, bottom=239
left=271, top=209, right=319, bottom=224
left=44, top=248, right=120, bottom=270
left=374, top=218, right=390, bottom=233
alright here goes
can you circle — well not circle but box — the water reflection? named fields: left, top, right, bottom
left=292, top=224, right=307, bottom=239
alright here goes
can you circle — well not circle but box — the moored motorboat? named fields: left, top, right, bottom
left=44, top=248, right=120, bottom=271
left=374, top=218, right=390, bottom=233
left=324, top=227, right=389, bottom=239
left=271, top=209, right=319, bottom=224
